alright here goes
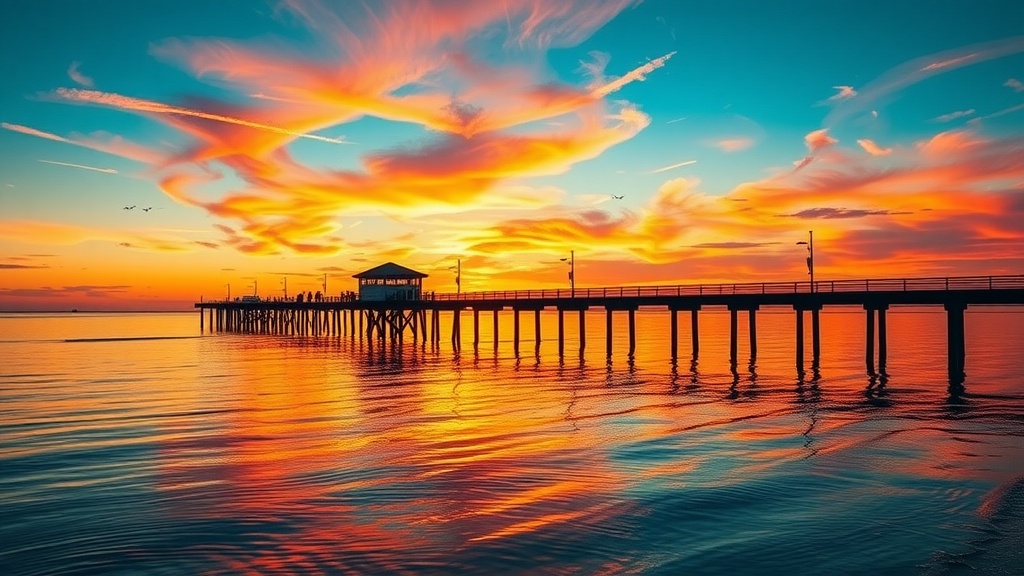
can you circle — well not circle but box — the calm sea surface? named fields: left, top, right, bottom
left=2, top=307, right=1023, bottom=575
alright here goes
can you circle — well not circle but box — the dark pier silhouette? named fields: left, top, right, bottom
left=197, top=275, right=1024, bottom=387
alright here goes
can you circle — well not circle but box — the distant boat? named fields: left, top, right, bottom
left=71, top=309, right=79, bottom=313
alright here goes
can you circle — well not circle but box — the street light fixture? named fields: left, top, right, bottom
left=796, top=230, right=814, bottom=293
left=281, top=276, right=288, bottom=299
left=448, top=259, right=461, bottom=294
left=560, top=250, right=575, bottom=297
left=225, top=283, right=231, bottom=301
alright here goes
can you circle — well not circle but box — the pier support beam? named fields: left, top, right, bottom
left=811, top=308, right=821, bottom=366
left=473, top=309, right=480, bottom=351
left=628, top=309, right=636, bottom=357
left=691, top=309, right=700, bottom=360
left=728, top=305, right=758, bottom=367
left=493, top=310, right=499, bottom=352
left=670, top=310, right=678, bottom=361
left=795, top=309, right=805, bottom=374
left=944, top=302, right=967, bottom=386
left=534, top=309, right=542, bottom=352
left=558, top=309, right=565, bottom=357
left=729, top=308, right=739, bottom=367
left=579, top=310, right=586, bottom=356
left=606, top=309, right=613, bottom=358
left=864, top=304, right=889, bottom=376
left=748, top=309, right=757, bottom=362
left=513, top=309, right=520, bottom=357
left=452, top=309, right=461, bottom=351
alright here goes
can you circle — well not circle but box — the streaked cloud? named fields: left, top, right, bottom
left=712, top=138, right=754, bottom=152
left=458, top=126, right=1023, bottom=284
left=650, top=159, right=697, bottom=174
left=2, top=122, right=166, bottom=165
left=856, top=138, right=892, bottom=156
left=37, top=159, right=118, bottom=174
left=0, top=263, right=49, bottom=270
left=933, top=109, right=975, bottom=123
left=2, top=122, right=70, bottom=143
left=591, top=52, right=675, bottom=97
left=828, top=85, right=857, bottom=101
left=67, top=61, right=94, bottom=88
left=0, top=219, right=218, bottom=253
left=825, top=36, right=1024, bottom=127
left=969, top=103, right=1024, bottom=124
left=51, top=88, right=348, bottom=144
left=1005, top=78, right=1024, bottom=92
left=780, top=207, right=896, bottom=219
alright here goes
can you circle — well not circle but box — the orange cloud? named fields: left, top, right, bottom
left=712, top=138, right=754, bottom=152
left=0, top=219, right=217, bottom=253
left=453, top=127, right=1024, bottom=288
left=856, top=138, right=892, bottom=156
left=18, top=0, right=665, bottom=258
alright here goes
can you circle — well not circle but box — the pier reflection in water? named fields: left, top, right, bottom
left=1, top=307, right=1023, bottom=575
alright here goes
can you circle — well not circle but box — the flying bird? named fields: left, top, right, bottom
left=123, top=205, right=135, bottom=210
left=612, top=195, right=624, bottom=200
left=142, top=207, right=152, bottom=212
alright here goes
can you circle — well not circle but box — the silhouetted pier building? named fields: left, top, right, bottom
left=197, top=274, right=1024, bottom=388
left=354, top=262, right=426, bottom=301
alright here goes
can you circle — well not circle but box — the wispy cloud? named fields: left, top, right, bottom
left=825, top=36, right=1024, bottom=127
left=650, top=159, right=697, bottom=174
left=712, top=138, right=754, bottom=152
left=2, top=122, right=70, bottom=143
left=969, top=102, right=1024, bottom=123
left=933, top=109, right=975, bottom=123
left=0, top=219, right=217, bottom=253
left=1005, top=78, right=1024, bottom=92
left=37, top=159, right=118, bottom=174
left=591, top=52, right=675, bottom=97
left=666, top=116, right=688, bottom=124
left=791, top=129, right=837, bottom=172
left=20, top=1, right=670, bottom=257
left=857, top=138, right=892, bottom=156
left=51, top=88, right=348, bottom=144
left=67, top=61, right=94, bottom=88
left=2, top=122, right=166, bottom=165
left=0, top=263, right=49, bottom=270
left=780, top=207, right=895, bottom=219
left=828, top=85, right=857, bottom=101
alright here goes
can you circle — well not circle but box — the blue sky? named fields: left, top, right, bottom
left=1, top=0, right=1022, bottom=309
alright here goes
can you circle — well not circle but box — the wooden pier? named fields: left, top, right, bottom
left=197, top=275, right=1024, bottom=386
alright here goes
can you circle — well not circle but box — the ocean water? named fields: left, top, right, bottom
left=1, top=307, right=1022, bottom=575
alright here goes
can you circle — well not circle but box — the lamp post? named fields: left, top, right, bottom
left=282, top=276, right=288, bottom=300
left=226, top=283, right=231, bottom=301
left=560, top=250, right=575, bottom=297
left=448, top=259, right=461, bottom=294
left=796, top=230, right=814, bottom=293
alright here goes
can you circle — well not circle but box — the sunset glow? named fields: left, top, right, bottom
left=2, top=1, right=1022, bottom=310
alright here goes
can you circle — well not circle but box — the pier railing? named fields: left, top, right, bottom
left=431, top=274, right=1024, bottom=301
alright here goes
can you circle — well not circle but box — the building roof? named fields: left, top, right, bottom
left=352, top=262, right=429, bottom=279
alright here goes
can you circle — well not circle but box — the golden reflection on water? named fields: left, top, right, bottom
left=1, top=308, right=1023, bottom=575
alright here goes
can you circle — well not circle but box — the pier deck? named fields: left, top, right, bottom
left=197, top=274, right=1024, bottom=388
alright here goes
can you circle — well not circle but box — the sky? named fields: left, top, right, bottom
left=1, top=0, right=1022, bottom=311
